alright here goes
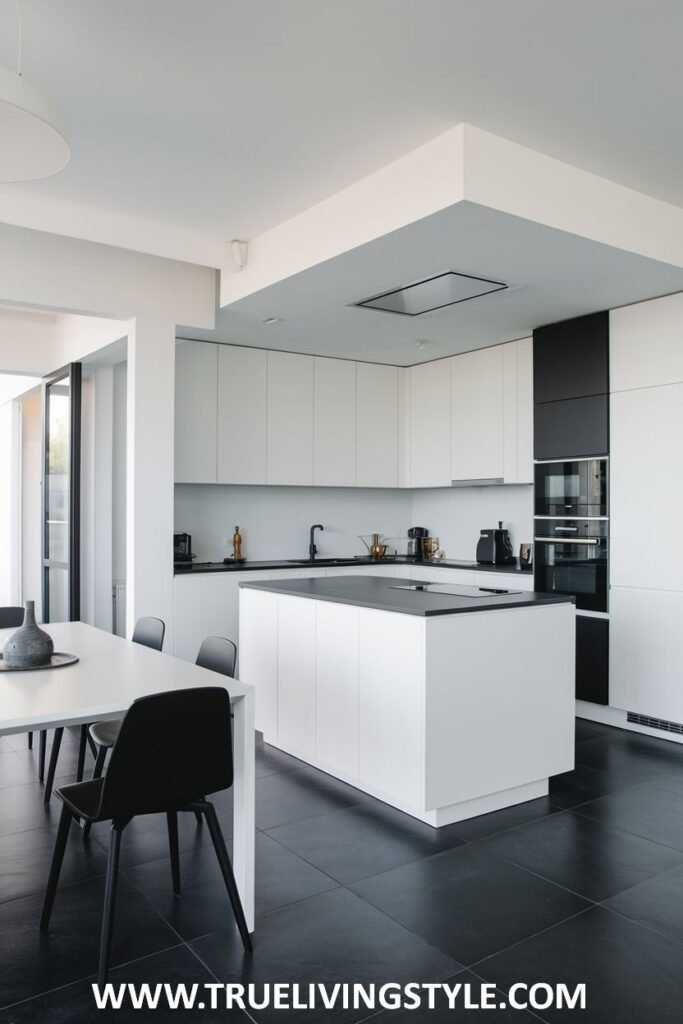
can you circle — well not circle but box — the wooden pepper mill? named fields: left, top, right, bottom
left=232, top=525, right=242, bottom=561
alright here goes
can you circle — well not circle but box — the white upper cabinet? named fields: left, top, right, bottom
left=451, top=345, right=505, bottom=483
left=611, top=293, right=683, bottom=392
left=408, top=360, right=451, bottom=487
left=174, top=340, right=217, bottom=483
left=217, top=345, right=267, bottom=484
left=314, top=357, right=356, bottom=486
left=356, top=362, right=398, bottom=488
left=267, top=351, right=314, bottom=485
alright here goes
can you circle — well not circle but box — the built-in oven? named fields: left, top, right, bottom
left=533, top=518, right=609, bottom=613
left=534, top=457, right=608, bottom=518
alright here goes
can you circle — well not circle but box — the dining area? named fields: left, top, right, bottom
left=0, top=605, right=255, bottom=993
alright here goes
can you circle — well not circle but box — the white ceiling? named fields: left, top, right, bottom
left=180, top=201, right=683, bottom=364
left=3, top=0, right=683, bottom=250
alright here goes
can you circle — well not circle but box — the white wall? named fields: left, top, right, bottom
left=174, top=483, right=533, bottom=563
left=174, top=485, right=414, bottom=562
left=0, top=401, right=21, bottom=605
left=112, top=363, right=127, bottom=582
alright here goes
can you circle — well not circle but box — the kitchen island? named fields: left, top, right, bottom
left=239, top=575, right=575, bottom=827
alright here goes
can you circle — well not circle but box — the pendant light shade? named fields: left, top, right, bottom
left=0, top=64, right=70, bottom=182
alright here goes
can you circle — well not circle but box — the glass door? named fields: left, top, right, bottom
left=41, top=364, right=81, bottom=622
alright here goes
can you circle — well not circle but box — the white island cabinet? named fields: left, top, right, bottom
left=239, top=574, right=575, bottom=827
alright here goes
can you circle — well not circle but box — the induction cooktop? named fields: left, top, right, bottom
left=390, top=583, right=522, bottom=598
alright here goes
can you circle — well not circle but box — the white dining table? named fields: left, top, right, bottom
left=0, top=621, right=256, bottom=931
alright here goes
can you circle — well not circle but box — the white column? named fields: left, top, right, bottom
left=126, top=316, right=175, bottom=649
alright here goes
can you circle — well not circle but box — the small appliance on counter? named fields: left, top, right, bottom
left=407, top=526, right=429, bottom=560
left=173, top=533, right=194, bottom=569
left=476, top=522, right=516, bottom=566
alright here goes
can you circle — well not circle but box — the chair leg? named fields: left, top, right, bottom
left=87, top=732, right=98, bottom=758
left=92, top=745, right=107, bottom=780
left=98, top=822, right=125, bottom=987
left=28, top=731, right=33, bottom=750
left=40, top=803, right=73, bottom=930
left=194, top=810, right=203, bottom=827
left=44, top=728, right=63, bottom=803
left=38, top=729, right=47, bottom=782
left=166, top=812, right=181, bottom=896
left=77, top=725, right=88, bottom=782
left=203, top=802, right=253, bottom=953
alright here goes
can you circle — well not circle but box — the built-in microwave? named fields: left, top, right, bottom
left=534, top=458, right=608, bottom=518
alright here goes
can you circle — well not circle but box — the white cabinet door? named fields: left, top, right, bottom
left=174, top=340, right=217, bottom=483
left=316, top=601, right=359, bottom=778
left=277, top=596, right=317, bottom=759
left=239, top=588, right=278, bottom=737
left=201, top=573, right=242, bottom=648
left=173, top=575, right=203, bottom=661
left=611, top=383, right=683, bottom=590
left=515, top=337, right=534, bottom=484
left=611, top=294, right=683, bottom=392
left=451, top=346, right=504, bottom=483
left=217, top=346, right=267, bottom=484
left=267, top=351, right=314, bottom=485
left=356, top=363, right=398, bottom=487
left=314, top=357, right=356, bottom=486
left=408, top=360, right=451, bottom=487
left=358, top=609, right=425, bottom=808
left=611, top=587, right=683, bottom=722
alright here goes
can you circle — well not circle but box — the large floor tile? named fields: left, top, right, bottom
left=191, top=888, right=460, bottom=1024
left=0, top=819, right=108, bottom=905
left=549, top=764, right=636, bottom=809
left=604, top=861, right=683, bottom=946
left=124, top=832, right=338, bottom=939
left=88, top=808, right=213, bottom=869
left=575, top=719, right=620, bottom=743
left=0, top=944, right=253, bottom=1023
left=255, top=742, right=303, bottom=779
left=264, top=799, right=466, bottom=884
left=574, top=782, right=683, bottom=852
left=478, top=905, right=683, bottom=1024
left=0, top=781, right=60, bottom=838
left=255, top=765, right=370, bottom=831
left=575, top=732, right=683, bottom=784
left=0, top=875, right=181, bottom=1008
left=364, top=971, right=544, bottom=1023
left=350, top=844, right=590, bottom=965
left=447, top=796, right=561, bottom=842
left=477, top=810, right=683, bottom=901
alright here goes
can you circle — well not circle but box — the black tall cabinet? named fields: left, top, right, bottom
left=532, top=311, right=610, bottom=706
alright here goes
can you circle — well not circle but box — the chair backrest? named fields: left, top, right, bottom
left=196, top=636, right=237, bottom=678
left=0, top=606, right=24, bottom=629
left=97, top=687, right=233, bottom=820
left=131, top=616, right=165, bottom=651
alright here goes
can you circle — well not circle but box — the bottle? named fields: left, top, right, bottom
left=232, top=526, right=242, bottom=561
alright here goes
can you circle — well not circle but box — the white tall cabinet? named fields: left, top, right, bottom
left=609, top=297, right=683, bottom=723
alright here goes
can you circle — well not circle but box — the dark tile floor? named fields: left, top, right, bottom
left=1, top=719, right=683, bottom=1022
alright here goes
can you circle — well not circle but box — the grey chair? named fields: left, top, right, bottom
left=0, top=606, right=49, bottom=778
left=43, top=617, right=166, bottom=804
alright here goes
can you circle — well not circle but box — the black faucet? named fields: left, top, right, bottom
left=309, top=524, right=324, bottom=561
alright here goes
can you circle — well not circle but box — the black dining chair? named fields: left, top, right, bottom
left=40, top=686, right=252, bottom=984
left=0, top=606, right=49, bottom=778
left=42, top=617, right=166, bottom=804
left=88, top=633, right=235, bottom=779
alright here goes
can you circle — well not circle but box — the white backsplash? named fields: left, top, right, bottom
left=175, top=483, right=533, bottom=563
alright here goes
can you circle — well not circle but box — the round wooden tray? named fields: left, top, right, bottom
left=0, top=652, right=79, bottom=672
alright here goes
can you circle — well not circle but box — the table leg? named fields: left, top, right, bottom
left=231, top=690, right=255, bottom=933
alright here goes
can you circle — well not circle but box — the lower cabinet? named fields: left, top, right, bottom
left=277, top=597, right=316, bottom=759
left=315, top=601, right=359, bottom=779
left=576, top=615, right=609, bottom=705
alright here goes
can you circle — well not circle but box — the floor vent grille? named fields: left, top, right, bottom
left=627, top=711, right=683, bottom=735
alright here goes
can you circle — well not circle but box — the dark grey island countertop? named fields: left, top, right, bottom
left=239, top=574, right=573, bottom=617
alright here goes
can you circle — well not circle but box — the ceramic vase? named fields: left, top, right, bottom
left=2, top=601, right=54, bottom=668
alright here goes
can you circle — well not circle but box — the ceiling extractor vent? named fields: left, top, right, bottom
left=354, top=271, right=507, bottom=317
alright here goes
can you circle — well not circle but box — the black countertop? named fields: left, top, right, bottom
left=175, top=556, right=533, bottom=577
left=239, top=574, right=570, bottom=618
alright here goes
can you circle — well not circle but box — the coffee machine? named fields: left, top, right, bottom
left=476, top=522, right=515, bottom=566
left=407, top=526, right=429, bottom=560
